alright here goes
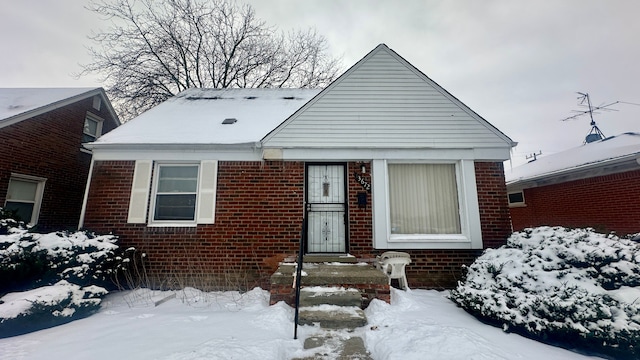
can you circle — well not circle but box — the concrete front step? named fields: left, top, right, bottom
left=272, top=263, right=388, bottom=286
left=303, top=254, right=358, bottom=263
left=293, top=334, right=373, bottom=360
left=300, top=287, right=363, bottom=308
left=298, top=305, right=367, bottom=329
left=269, top=262, right=391, bottom=307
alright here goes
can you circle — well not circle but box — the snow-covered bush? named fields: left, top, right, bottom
left=0, top=217, right=121, bottom=337
left=450, top=227, right=640, bottom=359
left=0, top=223, right=120, bottom=293
left=0, top=281, right=106, bottom=338
left=0, top=208, right=22, bottom=235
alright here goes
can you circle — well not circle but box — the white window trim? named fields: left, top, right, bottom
left=372, top=159, right=483, bottom=249
left=148, top=162, right=200, bottom=227
left=507, top=190, right=526, bottom=208
left=126, top=160, right=218, bottom=227
left=5, top=173, right=47, bottom=226
left=81, top=112, right=104, bottom=154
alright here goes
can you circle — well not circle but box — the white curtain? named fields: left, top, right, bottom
left=389, top=163, right=461, bottom=234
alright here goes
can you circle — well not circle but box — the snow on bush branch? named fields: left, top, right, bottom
left=0, top=220, right=120, bottom=293
left=0, top=281, right=107, bottom=338
left=0, top=216, right=122, bottom=337
left=450, top=226, right=640, bottom=359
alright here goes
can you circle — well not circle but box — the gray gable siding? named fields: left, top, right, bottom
left=262, top=45, right=512, bottom=150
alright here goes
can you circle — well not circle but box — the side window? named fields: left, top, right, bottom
left=151, top=164, right=199, bottom=222
left=83, top=113, right=104, bottom=143
left=127, top=160, right=218, bottom=226
left=508, top=191, right=525, bottom=207
left=4, top=175, right=46, bottom=225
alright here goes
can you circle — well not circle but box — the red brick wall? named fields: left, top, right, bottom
left=475, top=161, right=512, bottom=247
left=347, top=161, right=374, bottom=257
left=510, top=169, right=640, bottom=235
left=84, top=161, right=305, bottom=289
left=83, top=160, right=511, bottom=289
left=0, top=97, right=118, bottom=231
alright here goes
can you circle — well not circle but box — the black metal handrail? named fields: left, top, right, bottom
left=293, top=210, right=307, bottom=339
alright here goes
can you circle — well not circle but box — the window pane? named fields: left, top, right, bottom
left=154, top=194, right=196, bottom=220
left=4, top=201, right=34, bottom=223
left=158, top=166, right=198, bottom=192
left=389, top=164, right=461, bottom=234
left=84, top=117, right=98, bottom=136
left=7, top=180, right=37, bottom=202
left=508, top=192, right=524, bottom=204
left=82, top=133, right=96, bottom=143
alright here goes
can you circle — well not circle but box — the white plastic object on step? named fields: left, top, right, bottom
left=376, top=251, right=411, bottom=290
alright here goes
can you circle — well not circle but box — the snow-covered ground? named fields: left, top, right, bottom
left=0, top=287, right=605, bottom=360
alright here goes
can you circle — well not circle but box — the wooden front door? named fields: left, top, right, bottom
left=306, top=164, right=347, bottom=253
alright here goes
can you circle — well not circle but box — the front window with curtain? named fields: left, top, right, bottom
left=388, top=163, right=461, bottom=235
left=153, top=164, right=199, bottom=221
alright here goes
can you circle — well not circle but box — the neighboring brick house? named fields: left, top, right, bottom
left=0, top=88, right=119, bottom=231
left=80, top=44, right=515, bottom=289
left=505, top=132, right=640, bottom=235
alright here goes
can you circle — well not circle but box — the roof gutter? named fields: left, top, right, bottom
left=84, top=142, right=259, bottom=151
left=507, top=153, right=640, bottom=189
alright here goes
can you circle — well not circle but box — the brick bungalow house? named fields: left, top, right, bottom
left=506, top=132, right=640, bottom=235
left=0, top=88, right=119, bottom=231
left=80, top=44, right=515, bottom=289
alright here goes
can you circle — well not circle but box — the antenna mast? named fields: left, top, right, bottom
left=561, top=92, right=619, bottom=144
left=579, top=92, right=605, bottom=143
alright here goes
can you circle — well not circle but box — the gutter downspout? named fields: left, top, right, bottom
left=78, top=156, right=95, bottom=230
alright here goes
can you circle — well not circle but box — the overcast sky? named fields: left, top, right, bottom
left=2, top=0, right=639, bottom=166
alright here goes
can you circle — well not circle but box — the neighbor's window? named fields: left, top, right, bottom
left=82, top=113, right=103, bottom=143
left=4, top=175, right=46, bottom=225
left=508, top=191, right=525, bottom=206
left=388, top=163, right=461, bottom=235
left=152, top=164, right=199, bottom=222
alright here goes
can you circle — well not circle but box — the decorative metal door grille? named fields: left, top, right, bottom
left=306, top=164, right=346, bottom=253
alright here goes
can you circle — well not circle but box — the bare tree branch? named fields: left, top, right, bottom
left=80, top=0, right=341, bottom=120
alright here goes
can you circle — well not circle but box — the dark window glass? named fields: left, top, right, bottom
left=4, top=201, right=34, bottom=223
left=508, top=192, right=524, bottom=204
left=154, top=194, right=197, bottom=220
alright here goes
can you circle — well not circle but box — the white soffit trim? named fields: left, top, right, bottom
left=90, top=146, right=263, bottom=162
left=267, top=147, right=511, bottom=161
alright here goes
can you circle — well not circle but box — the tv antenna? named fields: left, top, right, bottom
left=526, top=151, right=542, bottom=163
left=561, top=92, right=619, bottom=143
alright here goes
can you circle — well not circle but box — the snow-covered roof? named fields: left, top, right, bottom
left=91, top=88, right=321, bottom=147
left=0, top=88, right=119, bottom=128
left=505, top=132, right=640, bottom=186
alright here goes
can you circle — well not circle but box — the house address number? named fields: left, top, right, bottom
left=353, top=173, right=371, bottom=193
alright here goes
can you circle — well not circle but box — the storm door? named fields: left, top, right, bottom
left=306, top=164, right=347, bottom=253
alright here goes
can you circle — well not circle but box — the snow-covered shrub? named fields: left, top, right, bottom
left=0, top=218, right=122, bottom=337
left=0, top=208, right=22, bottom=235
left=0, top=223, right=120, bottom=294
left=450, top=226, right=640, bottom=359
left=0, top=281, right=106, bottom=338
